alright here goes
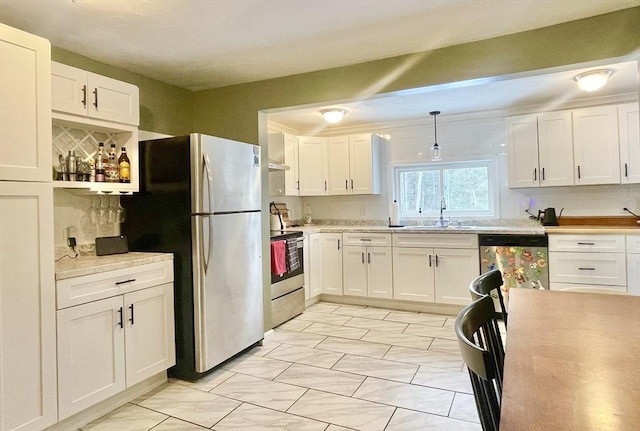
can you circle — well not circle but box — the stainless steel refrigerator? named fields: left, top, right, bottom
left=122, top=133, right=263, bottom=380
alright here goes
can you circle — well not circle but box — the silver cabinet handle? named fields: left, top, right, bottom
left=577, top=165, right=581, bottom=179
left=435, top=255, right=439, bottom=267
left=350, top=179, right=354, bottom=190
left=324, top=180, right=327, bottom=191
left=578, top=267, right=596, bottom=271
left=577, top=242, right=595, bottom=245
left=361, top=252, right=365, bottom=264
left=428, top=254, right=432, bottom=267
left=93, top=88, right=98, bottom=108
left=533, top=168, right=537, bottom=181
left=337, top=239, right=340, bottom=250
left=542, top=167, right=545, bottom=181
left=367, top=252, right=371, bottom=264
left=361, top=238, right=372, bottom=242
left=81, top=85, right=87, bottom=108
left=345, top=179, right=348, bottom=190
left=624, top=163, right=628, bottom=178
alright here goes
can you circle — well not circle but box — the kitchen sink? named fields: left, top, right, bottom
left=400, top=225, right=478, bottom=230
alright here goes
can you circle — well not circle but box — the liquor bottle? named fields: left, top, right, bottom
left=106, top=143, right=119, bottom=182
left=118, top=147, right=130, bottom=183
left=95, top=143, right=105, bottom=182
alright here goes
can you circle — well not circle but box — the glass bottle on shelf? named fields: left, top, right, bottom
left=95, top=143, right=105, bottom=183
left=106, top=143, right=119, bottom=183
left=118, top=146, right=130, bottom=183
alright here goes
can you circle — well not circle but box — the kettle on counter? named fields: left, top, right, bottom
left=538, top=207, right=563, bottom=226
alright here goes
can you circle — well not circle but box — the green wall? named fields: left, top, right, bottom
left=51, top=47, right=193, bottom=136
left=192, top=7, right=640, bottom=144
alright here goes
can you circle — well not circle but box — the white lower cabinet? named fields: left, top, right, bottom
left=549, top=234, right=628, bottom=293
left=320, top=233, right=343, bottom=295
left=56, top=262, right=175, bottom=420
left=626, top=235, right=639, bottom=296
left=305, top=233, right=322, bottom=299
left=343, top=233, right=392, bottom=299
left=392, top=234, right=479, bottom=306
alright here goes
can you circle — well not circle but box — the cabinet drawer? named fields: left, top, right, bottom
left=343, top=232, right=391, bottom=247
left=627, top=234, right=640, bottom=254
left=548, top=234, right=625, bottom=252
left=392, top=233, right=478, bottom=249
left=549, top=252, right=626, bottom=286
left=57, top=260, right=174, bottom=309
left=551, top=282, right=627, bottom=294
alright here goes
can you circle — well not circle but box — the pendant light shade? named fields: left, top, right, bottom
left=430, top=110, right=441, bottom=161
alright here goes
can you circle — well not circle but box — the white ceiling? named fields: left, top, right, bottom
left=1, top=0, right=638, bottom=130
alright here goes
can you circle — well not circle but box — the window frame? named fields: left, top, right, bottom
left=391, top=157, right=499, bottom=220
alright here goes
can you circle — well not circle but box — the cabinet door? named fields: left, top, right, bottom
left=298, top=136, right=328, bottom=195
left=506, top=114, right=539, bottom=188
left=434, top=248, right=479, bottom=305
left=627, top=253, right=640, bottom=296
left=52, top=61, right=88, bottom=116
left=537, top=111, right=574, bottom=186
left=0, top=24, right=51, bottom=182
left=57, top=296, right=126, bottom=420
left=307, top=233, right=322, bottom=298
left=618, top=103, right=640, bottom=184
left=283, top=133, right=300, bottom=196
left=327, top=136, right=350, bottom=195
left=367, top=247, right=393, bottom=299
left=350, top=134, right=380, bottom=194
left=392, top=247, right=434, bottom=302
left=573, top=106, right=620, bottom=185
left=303, top=235, right=311, bottom=300
left=88, top=72, right=140, bottom=125
left=124, top=283, right=176, bottom=386
left=0, top=182, right=57, bottom=430
left=320, top=233, right=343, bottom=295
left=343, top=246, right=368, bottom=297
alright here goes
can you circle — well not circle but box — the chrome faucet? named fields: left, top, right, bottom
left=437, top=196, right=448, bottom=227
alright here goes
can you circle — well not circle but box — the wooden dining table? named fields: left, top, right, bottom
left=500, top=288, right=640, bottom=431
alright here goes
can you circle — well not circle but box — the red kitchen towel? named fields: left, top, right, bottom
left=271, top=240, right=287, bottom=276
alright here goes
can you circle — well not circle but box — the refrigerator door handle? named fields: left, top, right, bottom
left=200, top=214, right=214, bottom=274
left=202, top=153, right=214, bottom=214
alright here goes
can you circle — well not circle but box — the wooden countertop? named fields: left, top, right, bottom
left=500, top=289, right=640, bottom=431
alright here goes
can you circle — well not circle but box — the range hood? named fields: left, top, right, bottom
left=268, top=160, right=290, bottom=171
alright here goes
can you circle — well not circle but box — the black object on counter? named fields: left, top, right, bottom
left=95, top=235, right=129, bottom=256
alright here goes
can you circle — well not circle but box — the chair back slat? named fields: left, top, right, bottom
left=456, top=295, right=505, bottom=431
left=469, top=269, right=508, bottom=328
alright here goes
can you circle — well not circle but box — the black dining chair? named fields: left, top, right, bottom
left=455, top=295, right=505, bottom=431
left=469, top=269, right=507, bottom=328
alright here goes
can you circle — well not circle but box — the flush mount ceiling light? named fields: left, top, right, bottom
left=430, top=110, right=442, bottom=161
left=573, top=69, right=613, bottom=92
left=321, top=109, right=347, bottom=124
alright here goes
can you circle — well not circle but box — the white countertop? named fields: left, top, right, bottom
left=55, top=252, right=173, bottom=280
left=285, top=224, right=546, bottom=235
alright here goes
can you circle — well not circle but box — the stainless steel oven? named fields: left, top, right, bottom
left=270, top=231, right=305, bottom=327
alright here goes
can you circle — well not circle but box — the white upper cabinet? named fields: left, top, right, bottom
left=52, top=61, right=139, bottom=126
left=618, top=103, right=640, bottom=184
left=573, top=105, right=620, bottom=185
left=0, top=24, right=52, bottom=182
left=298, top=136, right=329, bottom=195
left=327, top=134, right=381, bottom=195
left=283, top=133, right=300, bottom=195
left=506, top=111, right=573, bottom=188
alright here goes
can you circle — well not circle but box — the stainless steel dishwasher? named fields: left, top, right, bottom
left=479, top=234, right=549, bottom=310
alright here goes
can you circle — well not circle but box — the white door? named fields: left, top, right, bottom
left=88, top=72, right=140, bottom=125
left=618, top=103, right=640, bottom=184
left=320, top=233, right=343, bottom=295
left=506, top=114, right=540, bottom=188
left=349, top=134, right=379, bottom=194
left=343, top=246, right=368, bottom=296
left=327, top=136, right=350, bottom=195
left=125, top=284, right=176, bottom=387
left=56, top=296, right=126, bottom=420
left=573, top=106, right=620, bottom=185
left=308, top=233, right=322, bottom=298
left=538, top=110, right=574, bottom=186
left=0, top=24, right=51, bottom=182
left=392, top=247, right=434, bottom=302
left=367, top=247, right=393, bottom=299
left=52, top=61, right=88, bottom=116
left=298, top=136, right=328, bottom=195
left=434, top=248, right=479, bottom=305
left=0, top=182, right=57, bottom=431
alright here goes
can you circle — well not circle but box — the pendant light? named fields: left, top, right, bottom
left=430, top=110, right=441, bottom=161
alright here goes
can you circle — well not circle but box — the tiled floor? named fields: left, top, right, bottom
left=82, top=302, right=489, bottom=431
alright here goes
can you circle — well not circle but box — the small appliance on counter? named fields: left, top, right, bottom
left=538, top=207, right=563, bottom=226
